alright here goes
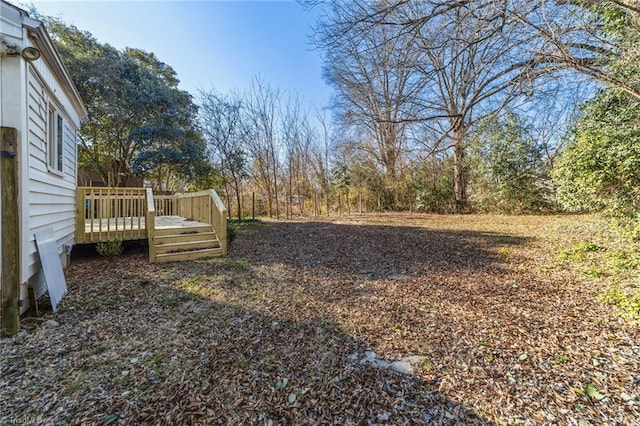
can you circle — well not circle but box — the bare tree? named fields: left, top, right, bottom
left=199, top=89, right=245, bottom=220
left=308, top=108, right=332, bottom=215
left=282, top=94, right=303, bottom=217
left=243, top=78, right=282, bottom=219
left=282, top=94, right=319, bottom=217
left=407, top=0, right=549, bottom=209
left=511, top=0, right=640, bottom=99
left=315, top=1, right=425, bottom=208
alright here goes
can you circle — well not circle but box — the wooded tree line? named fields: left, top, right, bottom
left=37, top=1, right=640, bottom=218
left=311, top=0, right=640, bottom=215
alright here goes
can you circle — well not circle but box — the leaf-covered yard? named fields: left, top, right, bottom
left=2, top=213, right=639, bottom=425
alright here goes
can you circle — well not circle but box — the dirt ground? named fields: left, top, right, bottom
left=1, top=213, right=639, bottom=425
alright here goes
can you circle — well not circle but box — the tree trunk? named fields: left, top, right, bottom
left=272, top=150, right=279, bottom=220
left=288, top=158, right=293, bottom=219
left=452, top=119, right=467, bottom=212
left=223, top=179, right=231, bottom=218
left=326, top=189, right=330, bottom=216
left=232, top=172, right=242, bottom=221
left=226, top=159, right=242, bottom=221
left=260, top=170, right=273, bottom=218
left=266, top=188, right=273, bottom=218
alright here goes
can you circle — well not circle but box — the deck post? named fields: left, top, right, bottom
left=208, top=189, right=228, bottom=256
left=146, top=188, right=156, bottom=263
left=1, top=127, right=20, bottom=336
left=76, top=187, right=85, bottom=244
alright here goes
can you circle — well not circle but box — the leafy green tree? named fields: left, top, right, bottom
left=468, top=113, right=551, bottom=214
left=550, top=2, right=640, bottom=217
left=41, top=16, right=210, bottom=189
left=413, top=157, right=456, bottom=214
left=331, top=162, right=351, bottom=207
left=553, top=90, right=640, bottom=216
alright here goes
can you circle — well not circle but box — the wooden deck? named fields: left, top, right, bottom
left=76, top=187, right=228, bottom=262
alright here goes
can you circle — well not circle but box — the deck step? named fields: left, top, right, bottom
left=154, top=225, right=213, bottom=237
left=155, top=232, right=218, bottom=244
left=154, top=247, right=224, bottom=263
left=151, top=221, right=224, bottom=262
left=155, top=239, right=220, bottom=254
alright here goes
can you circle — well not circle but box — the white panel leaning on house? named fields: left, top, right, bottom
left=34, top=228, right=68, bottom=312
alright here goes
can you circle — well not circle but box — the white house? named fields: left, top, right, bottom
left=1, top=0, right=87, bottom=325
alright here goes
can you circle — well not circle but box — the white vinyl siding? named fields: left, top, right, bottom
left=24, top=65, right=79, bottom=281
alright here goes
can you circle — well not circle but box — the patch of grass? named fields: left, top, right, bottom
left=179, top=276, right=200, bottom=288
left=177, top=278, right=221, bottom=299
left=604, top=248, right=640, bottom=273
left=145, top=351, right=169, bottom=368
left=580, top=266, right=606, bottom=277
left=497, top=246, right=511, bottom=261
left=212, top=257, right=251, bottom=272
left=609, top=216, right=640, bottom=242
left=601, top=286, right=640, bottom=320
left=102, top=297, right=124, bottom=308
left=558, top=241, right=604, bottom=262
left=64, top=374, right=88, bottom=395
left=227, top=222, right=238, bottom=246
left=228, top=218, right=265, bottom=227
left=228, top=218, right=267, bottom=241
left=227, top=218, right=266, bottom=244
left=554, top=223, right=640, bottom=320
left=113, top=373, right=133, bottom=387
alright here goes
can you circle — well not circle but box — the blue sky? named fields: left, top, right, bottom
left=24, top=1, right=331, bottom=110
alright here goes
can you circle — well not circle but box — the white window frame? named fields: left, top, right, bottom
left=47, top=104, right=64, bottom=175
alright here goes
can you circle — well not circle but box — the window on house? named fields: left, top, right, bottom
left=48, top=106, right=64, bottom=173
left=57, top=114, right=63, bottom=171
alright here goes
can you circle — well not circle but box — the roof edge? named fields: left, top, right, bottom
left=15, top=4, right=88, bottom=119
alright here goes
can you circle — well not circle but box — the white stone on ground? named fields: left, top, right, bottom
left=350, top=350, right=426, bottom=375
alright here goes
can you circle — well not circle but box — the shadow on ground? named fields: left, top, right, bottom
left=1, top=252, right=491, bottom=424
left=232, top=220, right=529, bottom=278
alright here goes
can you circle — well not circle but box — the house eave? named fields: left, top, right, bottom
left=21, top=14, right=88, bottom=119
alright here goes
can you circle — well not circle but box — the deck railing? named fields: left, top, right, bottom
left=154, top=195, right=178, bottom=216
left=175, top=190, right=228, bottom=255
left=76, top=187, right=149, bottom=243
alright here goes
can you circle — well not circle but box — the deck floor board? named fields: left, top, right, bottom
left=82, top=215, right=210, bottom=242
